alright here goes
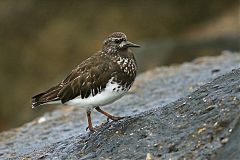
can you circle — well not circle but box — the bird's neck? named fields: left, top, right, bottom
left=100, top=48, right=135, bottom=59
left=119, top=48, right=134, bottom=59
left=113, top=48, right=135, bottom=59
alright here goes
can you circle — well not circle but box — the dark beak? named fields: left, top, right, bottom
left=124, top=41, right=141, bottom=48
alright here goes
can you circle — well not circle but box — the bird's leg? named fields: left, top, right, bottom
left=95, top=106, right=124, bottom=121
left=86, top=109, right=95, bottom=132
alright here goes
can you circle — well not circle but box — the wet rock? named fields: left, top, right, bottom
left=1, top=52, right=240, bottom=159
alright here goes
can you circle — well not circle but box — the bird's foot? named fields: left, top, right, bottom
left=85, top=126, right=96, bottom=132
left=86, top=121, right=109, bottom=133
left=107, top=116, right=125, bottom=121
left=95, top=106, right=125, bottom=121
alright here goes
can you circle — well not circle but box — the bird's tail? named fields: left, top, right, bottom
left=32, top=86, right=61, bottom=108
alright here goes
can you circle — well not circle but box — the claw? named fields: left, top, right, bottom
left=86, top=122, right=107, bottom=132
left=86, top=126, right=96, bottom=132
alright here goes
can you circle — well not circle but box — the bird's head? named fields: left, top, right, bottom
left=102, top=32, right=140, bottom=53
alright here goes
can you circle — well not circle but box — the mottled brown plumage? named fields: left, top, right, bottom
left=32, top=32, right=140, bottom=132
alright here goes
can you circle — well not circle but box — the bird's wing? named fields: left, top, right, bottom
left=58, top=54, right=117, bottom=103
left=32, top=54, right=113, bottom=107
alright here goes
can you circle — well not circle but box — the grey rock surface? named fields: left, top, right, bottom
left=0, top=52, right=240, bottom=159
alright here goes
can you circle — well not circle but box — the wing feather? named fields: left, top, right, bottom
left=58, top=54, right=114, bottom=103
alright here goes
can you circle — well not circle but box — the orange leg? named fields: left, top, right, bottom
left=95, top=106, right=124, bottom=121
left=86, top=110, right=95, bottom=132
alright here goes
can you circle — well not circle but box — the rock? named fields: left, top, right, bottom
left=0, top=52, right=240, bottom=159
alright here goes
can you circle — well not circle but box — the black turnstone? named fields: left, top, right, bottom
left=32, top=32, right=140, bottom=132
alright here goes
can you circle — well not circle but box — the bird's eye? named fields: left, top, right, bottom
left=114, top=39, right=121, bottom=44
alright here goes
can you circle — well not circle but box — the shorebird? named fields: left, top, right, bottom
left=32, top=32, right=140, bottom=132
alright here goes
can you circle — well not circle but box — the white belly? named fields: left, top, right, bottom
left=65, top=80, right=127, bottom=109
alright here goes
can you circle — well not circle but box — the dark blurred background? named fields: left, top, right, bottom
left=0, top=0, right=239, bottom=131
